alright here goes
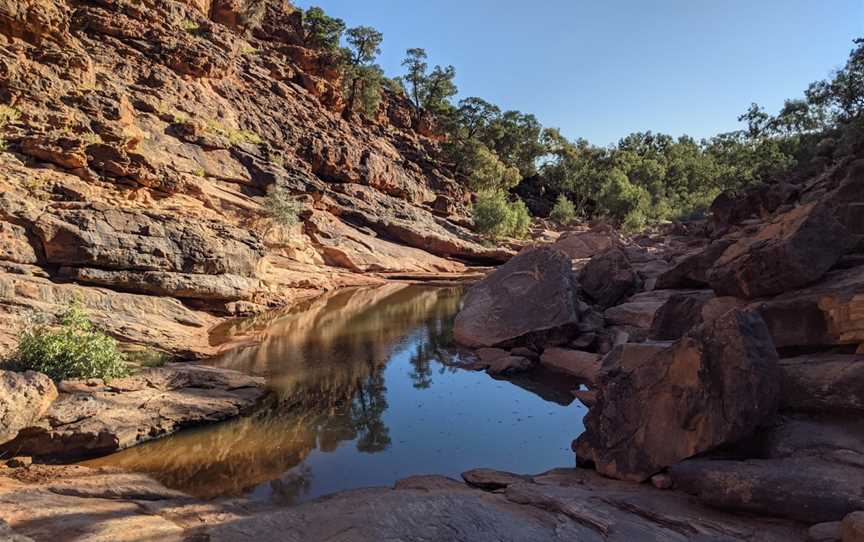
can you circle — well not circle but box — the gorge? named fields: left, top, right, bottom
left=0, top=0, right=863, bottom=541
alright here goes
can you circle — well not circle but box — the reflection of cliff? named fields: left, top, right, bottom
left=86, top=285, right=463, bottom=500
left=210, top=284, right=463, bottom=398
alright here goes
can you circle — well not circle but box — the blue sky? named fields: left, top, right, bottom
left=294, top=0, right=863, bottom=146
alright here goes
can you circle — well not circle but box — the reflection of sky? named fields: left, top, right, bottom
left=250, top=328, right=584, bottom=504
left=91, top=285, right=585, bottom=505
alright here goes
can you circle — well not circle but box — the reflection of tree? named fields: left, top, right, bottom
left=351, top=364, right=391, bottom=453
left=407, top=316, right=461, bottom=389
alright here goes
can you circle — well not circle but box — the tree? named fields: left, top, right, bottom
left=401, top=48, right=428, bottom=120
left=400, top=49, right=458, bottom=126
left=472, top=190, right=532, bottom=239
left=302, top=6, right=345, bottom=50
left=342, top=26, right=384, bottom=118
left=550, top=194, right=576, bottom=224
left=454, top=97, right=500, bottom=140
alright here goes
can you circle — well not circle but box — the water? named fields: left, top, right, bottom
left=84, top=284, right=586, bottom=504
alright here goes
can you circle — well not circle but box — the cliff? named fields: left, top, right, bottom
left=0, top=0, right=507, bottom=357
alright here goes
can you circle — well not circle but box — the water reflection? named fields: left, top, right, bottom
left=84, top=284, right=584, bottom=503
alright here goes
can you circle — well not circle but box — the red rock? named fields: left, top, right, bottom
left=708, top=203, right=850, bottom=299
left=580, top=248, right=641, bottom=308
left=453, top=247, right=582, bottom=348
left=539, top=348, right=600, bottom=383
left=575, top=309, right=780, bottom=482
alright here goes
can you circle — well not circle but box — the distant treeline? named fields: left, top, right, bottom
left=301, top=5, right=864, bottom=233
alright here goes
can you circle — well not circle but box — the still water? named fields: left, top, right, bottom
left=85, top=284, right=585, bottom=504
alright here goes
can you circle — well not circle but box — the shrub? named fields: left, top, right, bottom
left=549, top=194, right=577, bottom=224
left=264, top=186, right=302, bottom=232
left=5, top=303, right=129, bottom=381
left=472, top=190, right=532, bottom=239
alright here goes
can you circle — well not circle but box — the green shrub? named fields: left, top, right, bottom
left=264, top=186, right=302, bottom=232
left=5, top=303, right=129, bottom=381
left=472, top=190, right=532, bottom=239
left=550, top=194, right=576, bottom=224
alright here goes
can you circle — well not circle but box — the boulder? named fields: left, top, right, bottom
left=655, top=239, right=734, bottom=290
left=552, top=230, right=617, bottom=260
left=539, top=348, right=600, bottom=382
left=779, top=354, right=864, bottom=413
left=580, top=248, right=641, bottom=308
left=574, top=309, right=780, bottom=481
left=708, top=203, right=850, bottom=299
left=755, top=267, right=864, bottom=350
left=671, top=457, right=864, bottom=523
left=649, top=290, right=716, bottom=340
left=0, top=364, right=266, bottom=460
left=453, top=247, right=581, bottom=348
left=808, top=522, right=841, bottom=542
left=0, top=371, right=57, bottom=445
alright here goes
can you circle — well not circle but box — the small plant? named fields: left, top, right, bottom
left=240, top=44, right=258, bottom=56
left=125, top=348, right=173, bottom=369
left=550, top=194, right=577, bottom=224
left=263, top=186, right=302, bottom=234
left=472, top=190, right=532, bottom=239
left=0, top=105, right=20, bottom=152
left=205, top=119, right=263, bottom=146
left=80, top=131, right=102, bottom=145
left=5, top=302, right=129, bottom=382
left=180, top=19, right=201, bottom=33
left=193, top=167, right=206, bottom=177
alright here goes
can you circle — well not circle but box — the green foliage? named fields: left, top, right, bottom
left=264, top=186, right=302, bottom=232
left=341, top=26, right=384, bottom=118
left=205, top=119, right=263, bottom=146
left=472, top=190, right=532, bottom=239
left=303, top=6, right=345, bottom=50
left=125, top=348, right=172, bottom=369
left=550, top=194, right=577, bottom=224
left=180, top=19, right=201, bottom=33
left=459, top=140, right=520, bottom=192
left=0, top=105, right=20, bottom=152
left=5, top=303, right=129, bottom=382
left=400, top=49, right=457, bottom=123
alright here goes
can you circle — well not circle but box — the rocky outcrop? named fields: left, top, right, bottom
left=539, top=347, right=600, bottom=382
left=453, top=247, right=581, bottom=348
left=580, top=247, right=640, bottom=308
left=0, top=465, right=807, bottom=542
left=708, top=203, right=850, bottom=299
left=575, top=309, right=780, bottom=481
left=0, top=364, right=267, bottom=460
left=0, top=371, right=56, bottom=446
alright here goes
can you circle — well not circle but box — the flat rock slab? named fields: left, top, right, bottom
left=670, top=457, right=864, bottom=523
left=0, top=364, right=267, bottom=460
left=0, top=466, right=807, bottom=541
left=780, top=354, right=864, bottom=413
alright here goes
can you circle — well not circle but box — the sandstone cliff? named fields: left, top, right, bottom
left=0, top=0, right=506, bottom=358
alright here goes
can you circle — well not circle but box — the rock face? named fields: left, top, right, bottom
left=0, top=371, right=57, bottom=446
left=0, top=0, right=495, bottom=360
left=0, top=466, right=807, bottom=542
left=0, top=364, right=266, bottom=460
left=708, top=203, right=849, bottom=299
left=575, top=309, right=780, bottom=481
left=779, top=354, right=864, bottom=413
left=453, top=247, right=581, bottom=348
left=580, top=247, right=641, bottom=308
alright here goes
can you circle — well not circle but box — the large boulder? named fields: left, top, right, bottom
left=0, top=371, right=57, bottom=445
left=580, top=248, right=641, bottom=308
left=574, top=309, right=780, bottom=481
left=453, top=247, right=581, bottom=348
left=552, top=229, right=617, bottom=260
left=655, top=240, right=735, bottom=290
left=708, top=203, right=850, bottom=299
left=539, top=347, right=600, bottom=382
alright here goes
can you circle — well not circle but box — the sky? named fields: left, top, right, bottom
left=293, top=0, right=863, bottom=146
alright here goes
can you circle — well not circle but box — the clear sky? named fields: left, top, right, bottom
left=294, top=0, right=863, bottom=146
